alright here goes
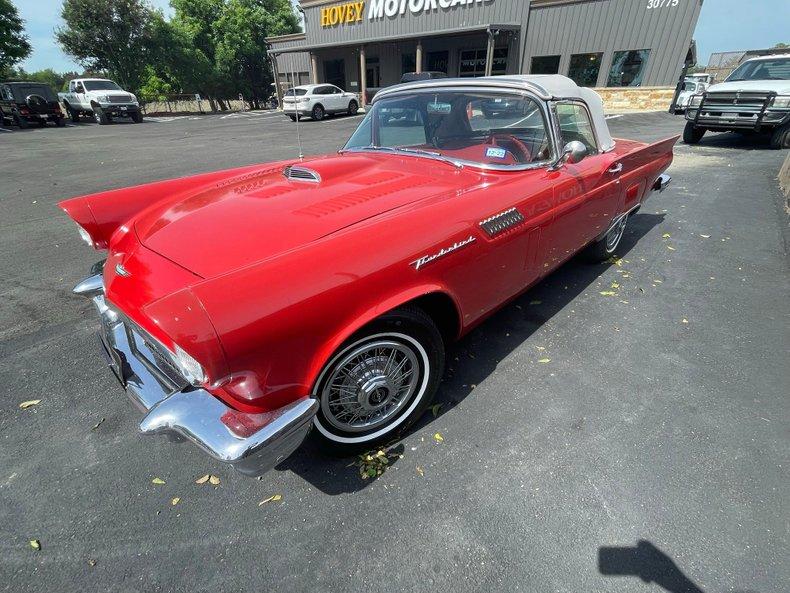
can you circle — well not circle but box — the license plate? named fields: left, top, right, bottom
left=120, top=106, right=127, bottom=111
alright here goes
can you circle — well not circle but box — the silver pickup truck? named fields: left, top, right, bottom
left=58, top=78, right=142, bottom=125
left=683, top=54, right=790, bottom=149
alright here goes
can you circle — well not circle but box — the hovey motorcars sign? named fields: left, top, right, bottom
left=321, top=0, right=496, bottom=27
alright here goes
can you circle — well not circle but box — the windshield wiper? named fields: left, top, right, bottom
left=344, top=146, right=463, bottom=169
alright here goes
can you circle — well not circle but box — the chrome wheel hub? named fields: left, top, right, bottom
left=321, top=340, right=419, bottom=433
left=606, top=216, right=627, bottom=252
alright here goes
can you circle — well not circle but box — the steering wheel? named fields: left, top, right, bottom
left=487, top=133, right=532, bottom=163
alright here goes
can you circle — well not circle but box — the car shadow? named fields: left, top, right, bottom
left=690, top=130, right=777, bottom=150
left=278, top=211, right=664, bottom=494
left=598, top=540, right=759, bottom=593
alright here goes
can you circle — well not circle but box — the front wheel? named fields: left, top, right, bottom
left=311, top=104, right=325, bottom=121
left=347, top=100, right=358, bottom=115
left=93, top=106, right=109, bottom=125
left=131, top=111, right=143, bottom=123
left=312, top=306, right=444, bottom=454
left=770, top=122, right=790, bottom=149
left=683, top=121, right=705, bottom=144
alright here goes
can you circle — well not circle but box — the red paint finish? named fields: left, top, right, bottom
left=59, top=135, right=677, bottom=414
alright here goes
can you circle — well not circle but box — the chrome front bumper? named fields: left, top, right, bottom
left=74, top=269, right=318, bottom=477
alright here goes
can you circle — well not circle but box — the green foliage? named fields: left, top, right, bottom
left=56, top=0, right=157, bottom=92
left=0, top=0, right=32, bottom=77
left=3, top=67, right=80, bottom=92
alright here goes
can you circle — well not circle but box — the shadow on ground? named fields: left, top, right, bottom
left=277, top=212, right=664, bottom=494
left=598, top=540, right=759, bottom=593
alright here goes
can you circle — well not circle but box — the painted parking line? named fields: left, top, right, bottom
left=0, top=127, right=12, bottom=132
left=605, top=114, right=624, bottom=120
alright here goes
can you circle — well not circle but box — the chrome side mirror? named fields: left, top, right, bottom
left=549, top=140, right=587, bottom=170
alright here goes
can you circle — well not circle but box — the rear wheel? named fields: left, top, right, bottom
left=289, top=115, right=297, bottom=122
left=55, top=116, right=66, bottom=127
left=37, top=119, right=46, bottom=127
left=586, top=214, right=628, bottom=262
left=683, top=121, right=705, bottom=144
left=770, top=122, right=790, bottom=149
left=347, top=100, right=358, bottom=115
left=67, top=104, right=79, bottom=123
left=311, top=104, right=325, bottom=121
left=312, top=306, right=444, bottom=454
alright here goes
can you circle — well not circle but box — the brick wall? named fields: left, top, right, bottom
left=594, top=87, right=676, bottom=113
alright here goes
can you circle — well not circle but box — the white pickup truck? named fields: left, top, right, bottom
left=59, top=78, right=142, bottom=125
left=683, top=54, right=790, bottom=149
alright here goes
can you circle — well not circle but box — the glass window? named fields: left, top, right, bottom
left=402, top=53, right=416, bottom=75
left=82, top=80, right=122, bottom=91
left=607, top=49, right=650, bottom=87
left=427, top=51, right=449, bottom=74
left=726, top=57, right=790, bottom=81
left=531, top=55, right=561, bottom=75
left=556, top=102, right=598, bottom=154
left=459, top=48, right=508, bottom=77
left=568, top=53, right=603, bottom=87
left=344, top=91, right=551, bottom=167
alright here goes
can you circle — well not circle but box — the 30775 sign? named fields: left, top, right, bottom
left=647, top=0, right=679, bottom=8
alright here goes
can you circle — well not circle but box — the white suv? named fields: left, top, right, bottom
left=282, top=84, right=359, bottom=121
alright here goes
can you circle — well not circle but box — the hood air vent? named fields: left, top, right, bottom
left=283, top=165, right=321, bottom=183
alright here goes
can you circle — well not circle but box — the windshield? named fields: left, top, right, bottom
left=285, top=88, right=308, bottom=96
left=343, top=90, right=552, bottom=168
left=726, top=58, right=790, bottom=81
left=82, top=80, right=122, bottom=91
left=681, top=81, right=697, bottom=92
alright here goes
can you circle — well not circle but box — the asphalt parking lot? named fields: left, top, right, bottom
left=1, top=110, right=788, bottom=593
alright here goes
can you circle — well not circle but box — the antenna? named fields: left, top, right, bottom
left=290, top=58, right=304, bottom=160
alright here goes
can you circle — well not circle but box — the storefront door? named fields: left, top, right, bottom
left=324, top=59, right=346, bottom=89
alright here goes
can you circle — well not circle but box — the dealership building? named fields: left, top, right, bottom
left=267, top=0, right=703, bottom=106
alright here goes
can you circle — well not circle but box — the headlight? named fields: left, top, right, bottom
left=688, top=95, right=703, bottom=107
left=98, top=94, right=110, bottom=102
left=771, top=95, right=790, bottom=108
left=130, top=94, right=138, bottom=103
left=76, top=223, right=94, bottom=247
left=174, top=344, right=206, bottom=385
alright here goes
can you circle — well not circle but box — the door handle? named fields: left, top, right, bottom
left=608, top=163, right=623, bottom=174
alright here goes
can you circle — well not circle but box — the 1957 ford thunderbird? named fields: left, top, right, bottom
left=60, top=75, right=675, bottom=476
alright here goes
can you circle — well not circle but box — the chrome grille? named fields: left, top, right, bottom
left=480, top=208, right=525, bottom=238
left=107, top=94, right=134, bottom=104
left=703, top=92, right=771, bottom=110
left=283, top=165, right=321, bottom=183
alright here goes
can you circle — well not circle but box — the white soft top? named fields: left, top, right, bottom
left=374, top=74, right=615, bottom=152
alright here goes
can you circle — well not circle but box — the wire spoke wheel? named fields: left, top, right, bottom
left=320, top=340, right=420, bottom=433
left=605, top=215, right=627, bottom=252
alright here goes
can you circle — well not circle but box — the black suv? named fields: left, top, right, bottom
left=0, top=82, right=66, bottom=128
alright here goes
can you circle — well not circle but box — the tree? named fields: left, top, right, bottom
left=0, top=0, right=32, bottom=77
left=56, top=0, right=156, bottom=92
left=213, top=0, right=300, bottom=108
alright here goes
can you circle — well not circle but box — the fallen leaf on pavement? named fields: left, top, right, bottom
left=662, top=233, right=671, bottom=238
left=92, top=418, right=105, bottom=430
left=538, top=358, right=551, bottom=363
left=195, top=474, right=210, bottom=484
left=529, top=300, right=542, bottom=305
left=430, top=403, right=442, bottom=417
left=208, top=475, right=220, bottom=486
left=171, top=497, right=180, bottom=506
left=416, top=466, right=424, bottom=477
left=667, top=246, right=676, bottom=251
left=88, top=559, right=97, bottom=567
left=600, top=291, right=617, bottom=296
left=29, top=540, right=40, bottom=551
left=19, top=400, right=41, bottom=409
left=433, top=433, right=444, bottom=443
left=258, top=494, right=282, bottom=506
left=700, top=234, right=710, bottom=238
left=682, top=319, right=689, bottom=324
left=151, top=478, right=165, bottom=485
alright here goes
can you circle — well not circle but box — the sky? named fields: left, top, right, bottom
left=14, top=0, right=790, bottom=73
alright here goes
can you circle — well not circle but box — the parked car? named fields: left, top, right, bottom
left=60, top=75, right=675, bottom=476
left=683, top=54, right=790, bottom=148
left=282, top=84, right=359, bottom=121
left=673, top=78, right=709, bottom=113
left=0, top=82, right=66, bottom=128
left=366, top=71, right=447, bottom=103
left=58, top=78, right=142, bottom=125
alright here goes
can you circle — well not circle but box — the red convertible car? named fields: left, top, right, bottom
left=61, top=75, right=675, bottom=476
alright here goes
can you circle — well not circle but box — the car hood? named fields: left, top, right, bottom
left=133, top=153, right=482, bottom=278
left=708, top=79, right=790, bottom=94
